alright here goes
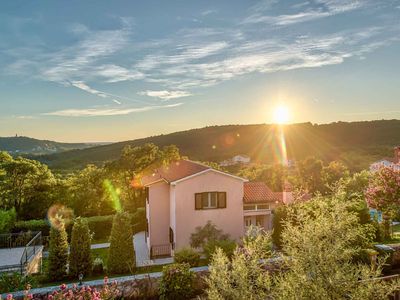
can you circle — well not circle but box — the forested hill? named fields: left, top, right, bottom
left=37, top=120, right=400, bottom=171
left=0, top=136, right=95, bottom=155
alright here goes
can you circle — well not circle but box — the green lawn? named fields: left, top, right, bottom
left=92, top=247, right=109, bottom=265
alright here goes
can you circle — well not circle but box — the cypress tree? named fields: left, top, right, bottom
left=107, top=212, right=135, bottom=274
left=47, top=217, right=68, bottom=281
left=69, top=217, right=92, bottom=278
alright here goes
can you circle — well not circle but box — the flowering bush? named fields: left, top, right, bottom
left=3, top=278, right=121, bottom=300
left=366, top=167, right=400, bottom=238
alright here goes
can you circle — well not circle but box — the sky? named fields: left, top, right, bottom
left=0, top=0, right=400, bottom=142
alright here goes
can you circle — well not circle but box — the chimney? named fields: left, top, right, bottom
left=395, top=146, right=400, bottom=164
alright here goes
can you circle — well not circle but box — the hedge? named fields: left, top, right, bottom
left=12, top=208, right=146, bottom=242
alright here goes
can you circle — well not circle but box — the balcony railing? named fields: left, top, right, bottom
left=150, top=244, right=172, bottom=259
left=0, top=231, right=42, bottom=275
left=20, top=232, right=42, bottom=267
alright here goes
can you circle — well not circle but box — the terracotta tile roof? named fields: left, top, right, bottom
left=141, top=160, right=210, bottom=186
left=243, top=182, right=283, bottom=204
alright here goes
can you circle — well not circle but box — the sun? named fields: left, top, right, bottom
left=272, top=105, right=290, bottom=124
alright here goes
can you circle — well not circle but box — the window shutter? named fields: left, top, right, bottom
left=202, top=192, right=208, bottom=207
left=218, top=192, right=227, bottom=208
left=195, top=193, right=202, bottom=210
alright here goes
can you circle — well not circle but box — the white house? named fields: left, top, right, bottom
left=220, top=154, right=251, bottom=166
left=370, top=146, right=400, bottom=172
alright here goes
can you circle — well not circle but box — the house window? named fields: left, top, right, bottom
left=257, top=204, right=270, bottom=210
left=256, top=216, right=264, bottom=226
left=244, top=205, right=256, bottom=211
left=244, top=204, right=270, bottom=211
left=195, top=192, right=227, bottom=210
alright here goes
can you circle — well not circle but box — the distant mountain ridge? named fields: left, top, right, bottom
left=36, top=120, right=400, bottom=172
left=0, top=136, right=98, bottom=155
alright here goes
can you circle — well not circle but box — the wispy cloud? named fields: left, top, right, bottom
left=243, top=0, right=366, bottom=25
left=138, top=90, right=192, bottom=100
left=43, top=103, right=183, bottom=117
left=71, top=81, right=108, bottom=98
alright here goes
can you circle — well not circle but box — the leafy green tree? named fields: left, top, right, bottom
left=366, top=167, right=400, bottom=238
left=273, top=195, right=398, bottom=300
left=238, top=164, right=288, bottom=192
left=47, top=218, right=69, bottom=281
left=66, top=165, right=115, bottom=217
left=296, top=157, right=324, bottom=194
left=69, top=217, right=92, bottom=278
left=322, top=160, right=349, bottom=189
left=0, top=208, right=16, bottom=233
left=107, top=212, right=135, bottom=274
left=0, top=154, right=56, bottom=219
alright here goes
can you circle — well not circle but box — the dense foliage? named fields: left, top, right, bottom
left=159, top=263, right=195, bottom=300
left=36, top=120, right=400, bottom=171
left=0, top=143, right=180, bottom=222
left=69, top=217, right=92, bottom=278
left=207, top=194, right=400, bottom=300
left=174, top=247, right=201, bottom=267
left=0, top=272, right=37, bottom=294
left=0, top=208, right=16, bottom=233
left=107, top=212, right=135, bottom=274
left=190, top=221, right=230, bottom=249
left=47, top=218, right=69, bottom=281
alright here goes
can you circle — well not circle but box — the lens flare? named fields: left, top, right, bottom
left=103, top=179, right=122, bottom=212
left=278, top=126, right=288, bottom=166
left=47, top=204, right=74, bottom=230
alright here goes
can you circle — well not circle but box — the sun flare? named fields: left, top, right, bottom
left=273, top=105, right=290, bottom=124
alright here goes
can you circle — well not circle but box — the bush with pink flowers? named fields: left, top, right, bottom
left=366, top=167, right=400, bottom=238
left=3, top=278, right=121, bottom=300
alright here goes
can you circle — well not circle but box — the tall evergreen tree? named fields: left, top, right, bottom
left=69, top=217, right=92, bottom=278
left=47, top=217, right=68, bottom=281
left=107, top=212, right=135, bottom=274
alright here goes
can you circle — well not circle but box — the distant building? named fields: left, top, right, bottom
left=370, top=146, right=400, bottom=172
left=220, top=154, right=251, bottom=167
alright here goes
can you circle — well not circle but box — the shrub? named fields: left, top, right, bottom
left=190, top=221, right=230, bottom=249
left=204, top=239, right=237, bottom=261
left=107, top=212, right=135, bottom=274
left=13, top=214, right=118, bottom=242
left=13, top=219, right=51, bottom=236
left=47, top=217, right=69, bottom=281
left=0, top=208, right=16, bottom=234
left=174, top=247, right=201, bottom=267
left=86, top=215, right=114, bottom=241
left=0, top=272, right=37, bottom=294
left=159, top=263, right=195, bottom=300
left=69, top=217, right=92, bottom=278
